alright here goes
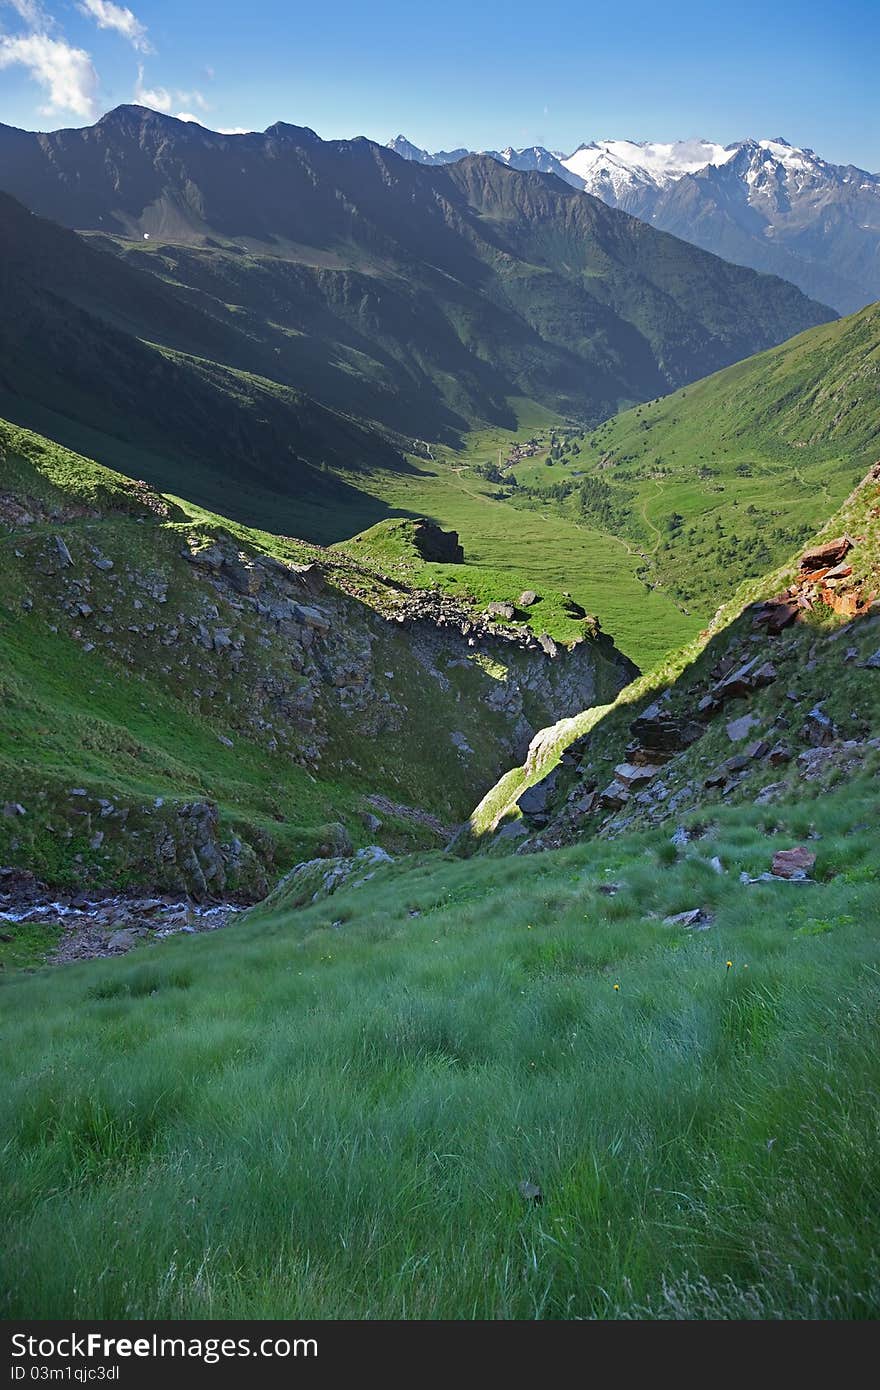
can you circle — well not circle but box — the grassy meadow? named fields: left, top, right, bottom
left=2, top=776, right=879, bottom=1319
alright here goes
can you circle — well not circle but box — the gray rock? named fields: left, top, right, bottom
left=663, top=908, right=710, bottom=929
left=802, top=705, right=836, bottom=747
left=768, top=741, right=792, bottom=766
left=614, top=761, right=662, bottom=786
left=53, top=535, right=73, bottom=568
left=496, top=820, right=529, bottom=839
left=630, top=701, right=703, bottom=756
left=517, top=772, right=557, bottom=819
left=293, top=603, right=331, bottom=633
left=726, top=712, right=760, bottom=742
left=107, top=928, right=141, bottom=951
left=184, top=544, right=226, bottom=571
left=518, top=590, right=539, bottom=607
left=485, top=601, right=516, bottom=621
left=598, top=779, right=629, bottom=810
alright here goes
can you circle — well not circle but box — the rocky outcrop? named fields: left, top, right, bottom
left=250, top=845, right=394, bottom=915
left=411, top=520, right=464, bottom=564
left=2, top=487, right=637, bottom=894
left=473, top=464, right=880, bottom=851
left=754, top=534, right=874, bottom=630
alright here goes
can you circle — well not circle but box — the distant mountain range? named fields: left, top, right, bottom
left=0, top=107, right=832, bottom=500
left=388, top=135, right=880, bottom=313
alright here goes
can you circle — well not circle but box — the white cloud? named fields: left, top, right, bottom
left=175, top=111, right=202, bottom=124
left=218, top=126, right=250, bottom=135
left=176, top=88, right=208, bottom=110
left=2, top=0, right=53, bottom=27
left=0, top=32, right=98, bottom=117
left=134, top=62, right=171, bottom=111
left=77, top=0, right=152, bottom=54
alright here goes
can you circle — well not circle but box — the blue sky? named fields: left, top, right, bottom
left=0, top=0, right=877, bottom=169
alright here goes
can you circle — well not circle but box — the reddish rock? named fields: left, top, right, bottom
left=818, top=587, right=862, bottom=618
left=799, top=536, right=853, bottom=573
left=771, top=846, right=817, bottom=879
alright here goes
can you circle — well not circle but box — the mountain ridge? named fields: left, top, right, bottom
left=0, top=110, right=834, bottom=501
left=388, top=130, right=880, bottom=312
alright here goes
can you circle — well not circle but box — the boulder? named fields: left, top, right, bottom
left=518, top=590, right=539, bottom=607
left=598, top=780, right=629, bottom=810
left=799, top=536, right=853, bottom=573
left=714, top=658, right=777, bottom=703
left=753, top=781, right=787, bottom=805
left=802, top=705, right=836, bottom=747
left=743, top=739, right=770, bottom=761
left=663, top=908, right=709, bottom=929
left=485, top=601, right=516, bottom=622
left=107, top=928, right=142, bottom=952
left=754, top=599, right=799, bottom=634
left=517, top=772, right=557, bottom=822
left=223, top=561, right=263, bottom=596
left=771, top=846, right=816, bottom=879
left=292, top=603, right=331, bottom=633
left=726, top=712, right=760, bottom=742
left=630, top=701, right=703, bottom=757
left=184, top=543, right=225, bottom=571
left=613, top=762, right=662, bottom=787
left=412, top=520, right=464, bottom=564
left=496, top=820, right=529, bottom=840
left=53, top=534, right=73, bottom=568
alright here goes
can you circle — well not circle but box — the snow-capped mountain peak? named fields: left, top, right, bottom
left=559, top=138, right=738, bottom=210
left=384, top=131, right=880, bottom=311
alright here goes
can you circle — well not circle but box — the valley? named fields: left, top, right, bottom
left=0, top=75, right=879, bottom=1329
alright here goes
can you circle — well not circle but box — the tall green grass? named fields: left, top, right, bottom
left=2, top=779, right=879, bottom=1319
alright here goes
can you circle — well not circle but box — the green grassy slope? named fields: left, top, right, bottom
left=466, top=461, right=880, bottom=846
left=497, top=302, right=880, bottom=644
left=2, top=453, right=879, bottom=1320
left=1, top=764, right=878, bottom=1317
left=0, top=418, right=634, bottom=895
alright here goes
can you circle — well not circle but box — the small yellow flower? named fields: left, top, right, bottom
left=726, top=960, right=733, bottom=970
left=613, top=983, right=620, bottom=991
